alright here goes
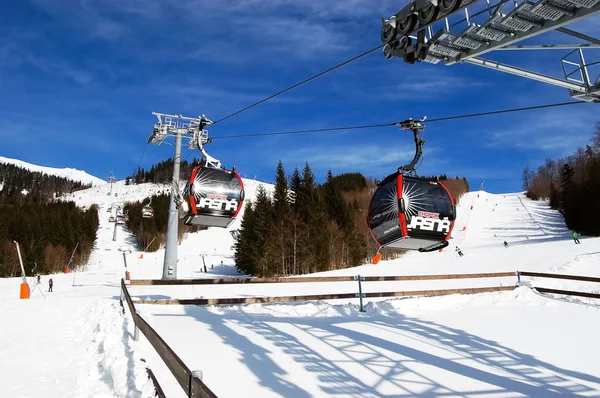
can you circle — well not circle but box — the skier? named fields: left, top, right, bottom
left=571, top=231, right=581, bottom=244
left=455, top=246, right=464, bottom=257
left=211, top=264, right=214, bottom=270
left=503, top=241, right=509, bottom=248
left=48, top=278, right=53, bottom=292
left=37, top=275, right=41, bottom=284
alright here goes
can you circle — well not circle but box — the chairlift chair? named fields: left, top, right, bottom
left=142, top=198, right=154, bottom=219
left=367, top=118, right=455, bottom=254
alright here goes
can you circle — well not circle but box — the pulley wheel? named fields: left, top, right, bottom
left=439, top=0, right=461, bottom=15
left=397, top=14, right=417, bottom=36
left=381, top=22, right=397, bottom=44
left=418, top=5, right=439, bottom=25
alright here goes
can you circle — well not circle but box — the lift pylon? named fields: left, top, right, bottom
left=381, top=0, right=600, bottom=102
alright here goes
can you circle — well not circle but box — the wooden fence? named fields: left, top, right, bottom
left=518, top=271, right=600, bottom=299
left=119, top=270, right=598, bottom=398
left=121, top=279, right=218, bottom=398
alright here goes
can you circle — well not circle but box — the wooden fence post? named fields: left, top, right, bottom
left=355, top=275, right=365, bottom=312
left=517, top=270, right=521, bottom=286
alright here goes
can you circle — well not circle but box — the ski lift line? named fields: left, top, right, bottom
left=211, top=100, right=589, bottom=140
left=212, top=45, right=384, bottom=125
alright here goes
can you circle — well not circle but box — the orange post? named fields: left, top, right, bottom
left=63, top=268, right=70, bottom=274
left=20, top=283, right=30, bottom=299
left=372, top=253, right=382, bottom=265
left=139, top=253, right=144, bottom=259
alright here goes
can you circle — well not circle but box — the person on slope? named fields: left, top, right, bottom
left=455, top=246, right=464, bottom=257
left=503, top=241, right=509, bottom=248
left=571, top=231, right=581, bottom=244
left=48, top=278, right=53, bottom=292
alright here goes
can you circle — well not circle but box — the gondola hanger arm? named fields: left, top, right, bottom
left=397, top=117, right=426, bottom=174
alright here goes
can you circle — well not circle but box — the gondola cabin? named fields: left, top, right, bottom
left=368, top=173, right=455, bottom=252
left=183, top=166, right=244, bottom=228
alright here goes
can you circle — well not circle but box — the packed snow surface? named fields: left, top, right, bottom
left=0, top=155, right=106, bottom=186
left=1, top=179, right=599, bottom=397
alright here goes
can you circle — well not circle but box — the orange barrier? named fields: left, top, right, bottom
left=462, top=226, right=466, bottom=231
left=372, top=253, right=382, bottom=265
left=20, top=283, right=30, bottom=299
left=63, top=268, right=70, bottom=274
left=139, top=254, right=144, bottom=259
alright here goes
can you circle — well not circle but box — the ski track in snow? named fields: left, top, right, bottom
left=2, top=181, right=600, bottom=397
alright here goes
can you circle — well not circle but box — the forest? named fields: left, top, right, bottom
left=128, top=157, right=202, bottom=185
left=235, top=161, right=469, bottom=277
left=524, top=122, right=600, bottom=235
left=0, top=163, right=91, bottom=204
left=0, top=162, right=99, bottom=277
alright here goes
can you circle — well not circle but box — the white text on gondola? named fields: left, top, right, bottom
left=407, top=216, right=451, bottom=233
left=198, top=198, right=239, bottom=212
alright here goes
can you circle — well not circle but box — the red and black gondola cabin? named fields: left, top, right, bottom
left=368, top=173, right=455, bottom=252
left=183, top=166, right=245, bottom=228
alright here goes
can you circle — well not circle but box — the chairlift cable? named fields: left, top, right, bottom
left=212, top=100, right=589, bottom=140
left=212, top=45, right=384, bottom=125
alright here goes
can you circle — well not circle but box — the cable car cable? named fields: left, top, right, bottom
left=212, top=45, right=384, bottom=125
left=211, top=100, right=588, bottom=140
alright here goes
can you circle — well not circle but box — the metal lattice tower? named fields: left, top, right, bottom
left=381, top=0, right=600, bottom=102
left=148, top=112, right=214, bottom=279
left=107, top=172, right=117, bottom=196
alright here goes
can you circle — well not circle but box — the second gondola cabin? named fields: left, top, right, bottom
left=368, top=173, right=455, bottom=252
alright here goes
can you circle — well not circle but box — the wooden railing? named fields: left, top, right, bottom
left=518, top=271, right=600, bottom=299
left=119, top=270, right=598, bottom=398
left=121, top=279, right=218, bottom=398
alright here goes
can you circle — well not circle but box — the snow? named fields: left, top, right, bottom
left=0, top=155, right=106, bottom=186
left=1, top=175, right=600, bottom=398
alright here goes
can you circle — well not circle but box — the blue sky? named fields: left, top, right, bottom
left=1, top=0, right=599, bottom=193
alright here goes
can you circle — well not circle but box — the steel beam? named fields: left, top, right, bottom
left=448, top=3, right=600, bottom=64
left=556, top=27, right=600, bottom=45
left=496, top=43, right=600, bottom=50
left=464, top=56, right=589, bottom=92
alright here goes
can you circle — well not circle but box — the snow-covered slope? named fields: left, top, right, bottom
left=0, top=155, right=106, bottom=186
left=2, top=186, right=600, bottom=398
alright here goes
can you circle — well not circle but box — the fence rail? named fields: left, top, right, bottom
left=129, top=271, right=516, bottom=286
left=519, top=271, right=600, bottom=283
left=534, top=287, right=600, bottom=299
left=120, top=279, right=218, bottom=398
left=132, top=285, right=517, bottom=306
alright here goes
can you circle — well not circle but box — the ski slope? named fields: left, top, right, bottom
left=1, top=182, right=600, bottom=398
left=0, top=155, right=106, bottom=186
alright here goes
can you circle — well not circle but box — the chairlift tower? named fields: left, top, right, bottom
left=108, top=172, right=117, bottom=196
left=148, top=112, right=214, bottom=279
left=381, top=0, right=600, bottom=102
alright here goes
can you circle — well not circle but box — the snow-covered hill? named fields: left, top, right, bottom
left=0, top=155, right=106, bottom=186
left=2, top=186, right=600, bottom=398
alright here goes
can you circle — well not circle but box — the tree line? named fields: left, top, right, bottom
left=128, top=157, right=202, bottom=185
left=0, top=162, right=91, bottom=204
left=0, top=202, right=98, bottom=277
left=523, top=122, right=600, bottom=235
left=235, top=161, right=470, bottom=277
left=0, top=163, right=99, bottom=277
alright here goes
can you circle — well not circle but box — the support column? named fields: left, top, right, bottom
left=163, top=130, right=182, bottom=279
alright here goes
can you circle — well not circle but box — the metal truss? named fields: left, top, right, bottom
left=381, top=0, right=600, bottom=102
